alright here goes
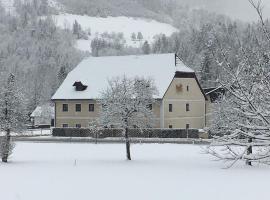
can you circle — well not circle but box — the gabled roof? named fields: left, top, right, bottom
left=51, top=53, right=198, bottom=100
left=204, top=87, right=225, bottom=102
left=30, top=104, right=55, bottom=118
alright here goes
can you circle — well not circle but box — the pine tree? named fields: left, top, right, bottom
left=131, top=32, right=136, bottom=41
left=0, top=74, right=26, bottom=163
left=200, top=51, right=212, bottom=88
left=57, top=65, right=68, bottom=85
left=142, top=41, right=151, bottom=54
left=137, top=32, right=143, bottom=41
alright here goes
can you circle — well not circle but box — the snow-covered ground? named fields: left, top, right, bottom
left=0, top=142, right=269, bottom=200
left=52, top=14, right=179, bottom=52
left=0, top=129, right=51, bottom=136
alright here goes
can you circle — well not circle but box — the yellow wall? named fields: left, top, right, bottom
left=54, top=100, right=161, bottom=128
left=162, top=78, right=206, bottom=129
left=55, top=100, right=100, bottom=127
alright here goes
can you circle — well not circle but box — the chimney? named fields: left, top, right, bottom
left=73, top=81, right=88, bottom=91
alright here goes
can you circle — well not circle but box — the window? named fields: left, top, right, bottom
left=62, top=124, right=68, bottom=128
left=147, top=104, right=152, bottom=110
left=62, top=104, right=68, bottom=112
left=186, top=124, right=190, bottom=129
left=169, top=125, right=173, bottom=129
left=186, top=103, right=190, bottom=112
left=169, top=104, right=173, bottom=112
left=76, top=104, right=81, bottom=112
left=187, top=85, right=189, bottom=91
left=76, top=124, right=81, bottom=128
left=89, top=104, right=95, bottom=112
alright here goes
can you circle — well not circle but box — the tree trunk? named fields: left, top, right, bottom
left=2, top=129, right=11, bottom=163
left=246, top=138, right=252, bottom=166
left=125, top=127, right=131, bottom=160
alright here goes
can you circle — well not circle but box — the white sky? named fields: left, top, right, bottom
left=177, top=0, right=270, bottom=22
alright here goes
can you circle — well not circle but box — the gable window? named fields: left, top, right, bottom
left=186, top=124, right=190, bottom=129
left=169, top=104, right=173, bottom=112
left=89, top=104, right=95, bottom=112
left=76, top=104, right=81, bottom=112
left=186, top=103, right=190, bottom=112
left=76, top=124, right=81, bottom=128
left=62, top=124, right=68, bottom=128
left=63, top=104, right=68, bottom=112
left=169, top=125, right=173, bottom=129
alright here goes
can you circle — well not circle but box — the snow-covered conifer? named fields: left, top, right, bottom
left=137, top=32, right=143, bottom=41
left=0, top=74, right=27, bottom=162
left=142, top=41, right=151, bottom=54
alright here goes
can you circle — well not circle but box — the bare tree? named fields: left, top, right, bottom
left=206, top=0, right=270, bottom=167
left=99, top=76, right=158, bottom=160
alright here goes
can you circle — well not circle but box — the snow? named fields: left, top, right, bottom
left=52, top=14, right=179, bottom=52
left=0, top=142, right=269, bottom=200
left=30, top=104, right=54, bottom=118
left=48, top=0, right=64, bottom=12
left=0, top=129, right=51, bottom=136
left=52, top=53, right=194, bottom=100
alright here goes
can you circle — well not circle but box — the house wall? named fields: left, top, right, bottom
left=55, top=100, right=100, bottom=128
left=162, top=78, right=206, bottom=129
left=54, top=100, right=161, bottom=128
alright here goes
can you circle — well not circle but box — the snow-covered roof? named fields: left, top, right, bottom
left=30, top=104, right=55, bottom=118
left=52, top=53, right=195, bottom=100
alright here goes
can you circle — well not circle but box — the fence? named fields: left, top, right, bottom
left=52, top=128, right=200, bottom=138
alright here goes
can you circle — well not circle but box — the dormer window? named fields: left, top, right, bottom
left=73, top=81, right=87, bottom=91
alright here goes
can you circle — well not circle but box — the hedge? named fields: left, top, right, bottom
left=52, top=128, right=199, bottom=138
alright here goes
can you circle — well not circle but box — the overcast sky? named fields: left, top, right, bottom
left=178, top=0, right=270, bottom=22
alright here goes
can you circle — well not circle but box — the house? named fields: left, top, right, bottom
left=30, top=103, right=55, bottom=128
left=51, top=53, right=209, bottom=129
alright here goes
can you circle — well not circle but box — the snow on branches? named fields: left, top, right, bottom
left=206, top=4, right=270, bottom=166
left=0, top=73, right=27, bottom=162
left=99, top=76, right=158, bottom=160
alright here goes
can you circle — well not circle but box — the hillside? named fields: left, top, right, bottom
left=53, top=14, right=179, bottom=52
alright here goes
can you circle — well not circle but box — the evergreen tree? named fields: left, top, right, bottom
left=0, top=74, right=26, bottom=163
left=142, top=41, right=151, bottom=54
left=57, top=65, right=68, bottom=85
left=137, top=32, right=143, bottom=41
left=73, top=20, right=81, bottom=39
left=131, top=32, right=136, bottom=41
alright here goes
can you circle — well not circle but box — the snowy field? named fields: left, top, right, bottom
left=52, top=14, right=179, bottom=52
left=0, top=129, right=51, bottom=137
left=0, top=142, right=269, bottom=200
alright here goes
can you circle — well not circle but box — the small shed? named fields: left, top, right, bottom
left=30, top=103, right=55, bottom=128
